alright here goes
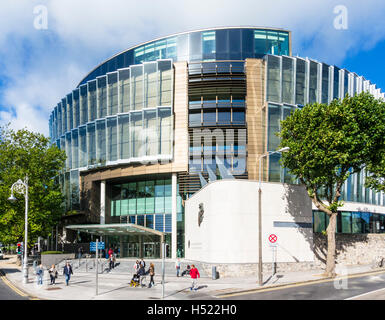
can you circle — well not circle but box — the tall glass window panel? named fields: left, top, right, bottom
left=266, top=31, right=280, bottom=55
left=333, top=67, right=340, bottom=100
left=215, top=29, right=229, bottom=60
left=71, top=129, right=79, bottom=169
left=166, top=37, right=177, bottom=60
left=65, top=133, right=72, bottom=170
left=97, top=76, right=107, bottom=118
left=79, top=126, right=87, bottom=167
left=268, top=104, right=281, bottom=151
left=202, top=31, right=216, bottom=61
left=96, top=120, right=106, bottom=165
left=344, top=70, right=349, bottom=97
left=131, top=65, right=144, bottom=111
left=107, top=117, right=118, bottom=162
left=79, top=85, right=88, bottom=125
left=61, top=100, right=67, bottom=134
left=107, top=72, right=118, bottom=115
left=241, top=29, right=254, bottom=60
left=70, top=170, right=80, bottom=209
left=177, top=33, right=189, bottom=62
left=145, top=180, right=155, bottom=213
left=254, top=30, right=267, bottom=57
left=229, top=29, right=241, bottom=60
left=278, top=32, right=289, bottom=56
left=137, top=181, right=146, bottom=214
left=73, top=90, right=80, bottom=129
left=158, top=60, right=172, bottom=106
left=155, top=179, right=165, bottom=214
left=131, top=112, right=143, bottom=158
left=111, top=185, right=121, bottom=217
left=269, top=153, right=281, bottom=182
left=361, top=212, right=371, bottom=233
left=155, top=214, right=164, bottom=232
left=66, top=94, right=73, bottom=131
left=189, top=32, right=202, bottom=61
left=87, top=123, right=96, bottom=165
left=144, top=110, right=158, bottom=156
left=352, top=212, right=362, bottom=233
left=164, top=179, right=172, bottom=214
left=341, top=211, right=352, bottom=233
left=88, top=81, right=97, bottom=122
left=295, top=59, right=306, bottom=105
left=321, top=64, right=329, bottom=104
left=118, top=114, right=130, bottom=160
left=159, top=108, right=172, bottom=155
left=128, top=182, right=136, bottom=215
left=57, top=104, right=62, bottom=137
left=281, top=57, right=294, bottom=104
left=119, top=68, right=130, bottom=113
left=267, top=55, right=281, bottom=102
left=309, top=61, right=318, bottom=104
left=144, top=62, right=157, bottom=108
left=313, top=211, right=326, bottom=233
left=120, top=184, right=129, bottom=216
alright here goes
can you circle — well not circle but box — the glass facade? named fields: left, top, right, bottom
left=265, top=54, right=385, bottom=205
left=78, top=28, right=290, bottom=86
left=50, top=60, right=173, bottom=172
left=313, top=210, right=385, bottom=234
left=110, top=178, right=183, bottom=234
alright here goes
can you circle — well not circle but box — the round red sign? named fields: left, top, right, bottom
left=268, top=234, right=277, bottom=243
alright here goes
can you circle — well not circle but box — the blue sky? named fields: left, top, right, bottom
left=0, top=0, right=384, bottom=136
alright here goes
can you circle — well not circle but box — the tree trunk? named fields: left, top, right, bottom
left=325, top=212, right=337, bottom=277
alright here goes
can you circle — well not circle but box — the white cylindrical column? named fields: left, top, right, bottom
left=100, top=180, right=106, bottom=224
left=171, top=173, right=177, bottom=259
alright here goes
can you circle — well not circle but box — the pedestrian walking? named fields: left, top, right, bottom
left=48, top=264, right=58, bottom=285
left=63, top=261, right=73, bottom=286
left=140, top=258, right=146, bottom=268
left=109, top=253, right=115, bottom=270
left=175, top=258, right=181, bottom=277
left=36, top=264, right=44, bottom=285
left=148, top=263, right=155, bottom=288
left=108, top=247, right=114, bottom=257
left=133, top=260, right=140, bottom=274
left=78, top=246, right=84, bottom=260
left=189, top=264, right=200, bottom=291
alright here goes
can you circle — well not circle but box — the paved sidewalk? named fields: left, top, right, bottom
left=0, top=254, right=382, bottom=300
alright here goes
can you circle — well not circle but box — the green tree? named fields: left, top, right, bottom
left=278, top=92, right=385, bottom=276
left=0, top=125, right=66, bottom=248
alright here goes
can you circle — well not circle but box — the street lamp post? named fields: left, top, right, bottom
left=8, top=176, right=29, bottom=285
left=258, top=147, right=289, bottom=286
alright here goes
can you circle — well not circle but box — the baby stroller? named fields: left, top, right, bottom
left=130, top=273, right=140, bottom=287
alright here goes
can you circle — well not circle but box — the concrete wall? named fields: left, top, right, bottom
left=184, top=180, right=314, bottom=265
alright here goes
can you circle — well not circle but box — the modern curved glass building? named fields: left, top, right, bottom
left=49, top=27, right=385, bottom=260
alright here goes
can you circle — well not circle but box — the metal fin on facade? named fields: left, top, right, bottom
left=198, top=172, right=208, bottom=188
left=206, top=165, right=217, bottom=182
left=216, top=156, right=235, bottom=179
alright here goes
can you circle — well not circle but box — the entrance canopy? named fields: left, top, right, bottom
left=66, top=223, right=165, bottom=238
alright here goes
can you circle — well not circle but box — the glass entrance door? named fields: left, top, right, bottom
left=128, top=243, right=139, bottom=257
left=143, top=242, right=160, bottom=258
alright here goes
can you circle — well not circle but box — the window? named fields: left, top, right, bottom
left=131, top=65, right=144, bottom=111
left=118, top=114, right=130, bottom=159
left=309, top=61, right=318, bottom=104
left=282, top=57, right=294, bottom=104
left=295, top=59, right=306, bottom=105
left=217, top=109, right=231, bottom=125
left=189, top=111, right=201, bottom=127
left=267, top=55, right=281, bottom=102
left=119, top=68, right=130, bottom=113
left=107, top=117, right=117, bottom=162
left=268, top=104, right=280, bottom=151
left=232, top=110, right=245, bottom=125
left=97, top=76, right=107, bottom=118
left=107, top=72, right=118, bottom=115
left=144, top=62, right=157, bottom=108
left=203, top=109, right=216, bottom=126
left=202, top=31, right=216, bottom=61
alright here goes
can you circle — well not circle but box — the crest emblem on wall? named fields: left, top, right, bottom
left=198, top=203, right=204, bottom=227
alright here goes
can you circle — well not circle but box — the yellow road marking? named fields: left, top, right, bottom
left=0, top=269, right=39, bottom=299
left=217, top=269, right=385, bottom=298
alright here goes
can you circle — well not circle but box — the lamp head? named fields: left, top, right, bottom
left=278, top=147, right=290, bottom=152
left=8, top=194, right=17, bottom=202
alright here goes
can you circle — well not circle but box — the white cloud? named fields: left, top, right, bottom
left=0, top=0, right=385, bottom=135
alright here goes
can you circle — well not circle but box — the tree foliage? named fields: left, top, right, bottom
left=278, top=92, right=385, bottom=276
left=0, top=125, right=66, bottom=247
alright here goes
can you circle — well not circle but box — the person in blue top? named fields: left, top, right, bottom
left=63, top=261, right=73, bottom=286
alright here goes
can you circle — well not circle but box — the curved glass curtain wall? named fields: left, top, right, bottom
left=78, top=28, right=290, bottom=86
left=264, top=54, right=385, bottom=206
left=50, top=59, right=174, bottom=172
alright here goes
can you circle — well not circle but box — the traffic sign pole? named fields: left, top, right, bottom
left=96, top=239, right=98, bottom=296
left=268, top=234, right=278, bottom=279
